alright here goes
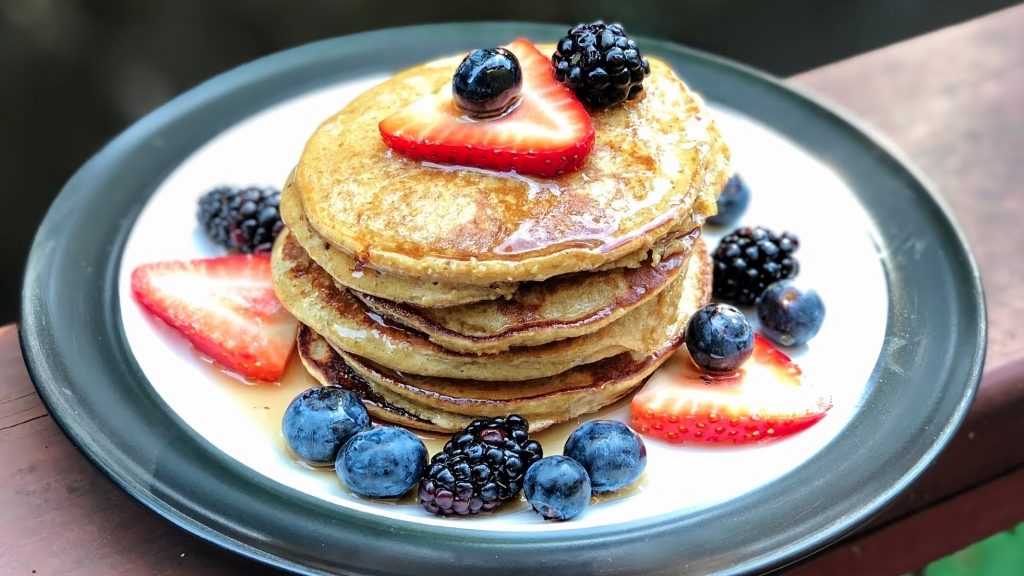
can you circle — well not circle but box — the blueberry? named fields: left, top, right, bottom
left=757, top=280, right=825, bottom=346
left=524, top=456, right=592, bottom=521
left=685, top=304, right=754, bottom=374
left=336, top=427, right=428, bottom=498
left=707, top=174, right=751, bottom=226
left=563, top=421, right=646, bottom=494
left=452, top=47, right=522, bottom=118
left=282, top=387, right=370, bottom=465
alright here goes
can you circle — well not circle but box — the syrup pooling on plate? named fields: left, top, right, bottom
left=198, top=354, right=317, bottom=459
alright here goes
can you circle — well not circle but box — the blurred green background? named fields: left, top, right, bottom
left=920, top=522, right=1024, bottom=576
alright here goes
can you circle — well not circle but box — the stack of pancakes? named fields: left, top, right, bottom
left=272, top=48, right=729, bottom=432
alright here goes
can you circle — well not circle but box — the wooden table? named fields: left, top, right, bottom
left=3, top=6, right=1022, bottom=575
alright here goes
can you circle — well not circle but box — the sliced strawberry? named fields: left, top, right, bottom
left=131, top=255, right=298, bottom=381
left=379, top=38, right=595, bottom=177
left=631, top=335, right=831, bottom=444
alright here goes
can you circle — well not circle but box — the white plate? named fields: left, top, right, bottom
left=117, top=74, right=888, bottom=532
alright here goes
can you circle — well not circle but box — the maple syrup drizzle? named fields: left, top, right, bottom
left=421, top=161, right=562, bottom=200
left=379, top=161, right=691, bottom=263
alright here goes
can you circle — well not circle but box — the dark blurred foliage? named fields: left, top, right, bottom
left=0, top=0, right=1016, bottom=323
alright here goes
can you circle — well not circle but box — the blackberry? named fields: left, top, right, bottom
left=418, top=415, right=542, bottom=516
left=552, top=21, right=651, bottom=109
left=197, top=185, right=283, bottom=254
left=712, top=226, right=799, bottom=305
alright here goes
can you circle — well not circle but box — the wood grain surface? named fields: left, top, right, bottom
left=0, top=327, right=277, bottom=575
left=3, top=5, right=1023, bottom=575
left=790, top=4, right=1024, bottom=368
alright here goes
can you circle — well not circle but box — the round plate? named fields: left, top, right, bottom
left=21, top=22, right=984, bottom=576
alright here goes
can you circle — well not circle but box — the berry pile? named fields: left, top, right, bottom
left=712, top=226, right=799, bottom=305
left=197, top=185, right=283, bottom=254
left=553, top=21, right=651, bottom=108
left=526, top=420, right=646, bottom=521
left=418, top=415, right=542, bottom=516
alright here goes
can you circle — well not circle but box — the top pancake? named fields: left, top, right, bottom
left=294, top=44, right=729, bottom=285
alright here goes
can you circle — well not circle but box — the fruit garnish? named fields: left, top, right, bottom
left=282, top=387, right=371, bottom=465
left=337, top=427, right=428, bottom=498
left=552, top=21, right=651, bottom=109
left=418, top=414, right=542, bottom=516
left=630, top=335, right=831, bottom=444
left=563, top=420, right=646, bottom=494
left=524, top=456, right=592, bottom=521
left=452, top=47, right=523, bottom=119
left=379, top=38, right=594, bottom=178
left=712, top=226, right=800, bottom=305
left=757, top=280, right=826, bottom=347
left=685, top=303, right=754, bottom=374
left=131, top=254, right=298, bottom=381
left=197, top=185, right=283, bottom=254
left=707, top=173, right=751, bottom=226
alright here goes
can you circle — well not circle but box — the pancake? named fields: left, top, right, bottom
left=296, top=323, right=451, bottom=433
left=280, top=178, right=515, bottom=307
left=294, top=45, right=729, bottom=285
left=339, top=348, right=644, bottom=429
left=354, top=228, right=703, bottom=354
left=297, top=322, right=671, bottom=433
left=335, top=271, right=702, bottom=418
left=284, top=174, right=700, bottom=309
left=272, top=230, right=712, bottom=381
